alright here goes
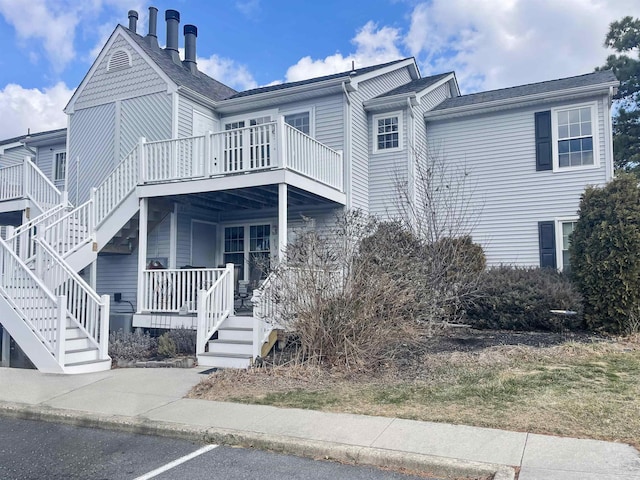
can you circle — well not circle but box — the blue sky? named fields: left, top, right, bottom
left=0, top=0, right=639, bottom=138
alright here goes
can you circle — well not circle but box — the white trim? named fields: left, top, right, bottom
left=604, top=93, right=614, bottom=181
left=221, top=108, right=278, bottom=126
left=0, top=141, right=23, bottom=155
left=372, top=110, right=404, bottom=154
left=551, top=101, right=600, bottom=173
left=169, top=203, right=177, bottom=269
left=171, top=92, right=179, bottom=139
left=555, top=216, right=578, bottom=271
left=349, top=58, right=418, bottom=88
left=280, top=106, right=315, bottom=137
left=52, top=148, right=67, bottom=182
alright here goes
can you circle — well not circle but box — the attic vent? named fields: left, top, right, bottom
left=107, top=49, right=131, bottom=72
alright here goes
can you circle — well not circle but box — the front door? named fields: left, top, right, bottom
left=191, top=220, right=217, bottom=267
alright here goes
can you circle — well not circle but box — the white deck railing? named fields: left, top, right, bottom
left=196, top=263, right=235, bottom=355
left=0, top=158, right=64, bottom=211
left=35, top=238, right=109, bottom=354
left=141, top=267, right=226, bottom=313
left=142, top=119, right=343, bottom=191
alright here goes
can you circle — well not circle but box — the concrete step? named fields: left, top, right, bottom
left=63, top=358, right=111, bottom=374
left=208, top=339, right=253, bottom=356
left=224, top=316, right=254, bottom=329
left=197, top=352, right=252, bottom=369
left=218, top=326, right=253, bottom=342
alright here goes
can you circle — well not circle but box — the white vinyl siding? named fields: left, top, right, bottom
left=33, top=141, right=66, bottom=184
left=372, top=112, right=402, bottom=152
left=425, top=97, right=608, bottom=267
left=0, top=145, right=30, bottom=166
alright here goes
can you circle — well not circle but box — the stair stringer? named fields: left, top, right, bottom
left=0, top=295, right=64, bottom=374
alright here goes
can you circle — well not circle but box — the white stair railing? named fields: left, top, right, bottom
left=251, top=272, right=280, bottom=359
left=0, top=237, right=65, bottom=360
left=35, top=238, right=109, bottom=355
left=5, top=200, right=70, bottom=262
left=24, top=157, right=65, bottom=211
left=93, top=144, right=139, bottom=226
left=42, top=200, right=94, bottom=258
left=196, top=263, right=234, bottom=355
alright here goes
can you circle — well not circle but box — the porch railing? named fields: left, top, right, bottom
left=0, top=158, right=64, bottom=211
left=196, top=263, right=235, bottom=355
left=251, top=272, right=280, bottom=359
left=141, top=267, right=227, bottom=313
left=141, top=119, right=343, bottom=191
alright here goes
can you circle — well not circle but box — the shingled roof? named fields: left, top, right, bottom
left=227, top=58, right=410, bottom=99
left=375, top=72, right=454, bottom=98
left=125, top=29, right=237, bottom=101
left=431, top=70, right=618, bottom=112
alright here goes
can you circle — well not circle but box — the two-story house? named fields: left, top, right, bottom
left=0, top=7, right=618, bottom=373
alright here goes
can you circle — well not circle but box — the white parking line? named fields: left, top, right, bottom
left=133, top=444, right=219, bottom=479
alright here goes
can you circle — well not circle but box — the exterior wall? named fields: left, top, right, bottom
left=75, top=34, right=167, bottom=111
left=177, top=95, right=217, bottom=138
left=425, top=95, right=610, bottom=267
left=351, top=67, right=414, bottom=212
left=35, top=141, right=66, bottom=188
left=119, top=93, right=172, bottom=159
left=67, top=103, right=115, bottom=205
left=96, top=251, right=139, bottom=312
left=0, top=145, right=29, bottom=166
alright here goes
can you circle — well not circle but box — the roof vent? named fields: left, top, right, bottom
left=128, top=10, right=138, bottom=33
left=165, top=9, right=181, bottom=63
left=183, top=25, right=198, bottom=74
left=146, top=6, right=159, bottom=47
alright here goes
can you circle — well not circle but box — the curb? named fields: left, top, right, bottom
left=0, top=402, right=516, bottom=480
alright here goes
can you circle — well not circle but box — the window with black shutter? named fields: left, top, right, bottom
left=535, top=111, right=552, bottom=171
left=538, top=221, right=556, bottom=268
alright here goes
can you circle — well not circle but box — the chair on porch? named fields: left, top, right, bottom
left=237, top=280, right=251, bottom=310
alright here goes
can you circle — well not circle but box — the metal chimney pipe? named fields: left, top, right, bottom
left=165, top=9, right=180, bottom=63
left=183, top=25, right=198, bottom=74
left=128, top=10, right=138, bottom=33
left=147, top=7, right=158, bottom=39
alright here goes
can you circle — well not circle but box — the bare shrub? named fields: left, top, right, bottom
left=167, top=327, right=196, bottom=355
left=270, top=211, right=423, bottom=370
left=108, top=330, right=157, bottom=362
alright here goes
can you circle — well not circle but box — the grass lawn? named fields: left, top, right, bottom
left=189, top=333, right=640, bottom=449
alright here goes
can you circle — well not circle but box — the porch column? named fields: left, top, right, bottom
left=169, top=202, right=177, bottom=269
left=136, top=198, right=149, bottom=313
left=278, top=183, right=287, bottom=262
left=0, top=327, right=9, bottom=367
left=89, top=260, right=97, bottom=290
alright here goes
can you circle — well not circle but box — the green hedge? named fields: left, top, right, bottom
left=465, top=266, right=584, bottom=331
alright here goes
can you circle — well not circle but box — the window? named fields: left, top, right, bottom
left=373, top=112, right=402, bottom=152
left=285, top=112, right=310, bottom=135
left=559, top=220, right=577, bottom=272
left=557, top=107, right=593, bottom=167
left=54, top=151, right=66, bottom=182
left=224, top=224, right=271, bottom=284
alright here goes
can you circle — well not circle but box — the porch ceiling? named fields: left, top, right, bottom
left=165, top=185, right=338, bottom=212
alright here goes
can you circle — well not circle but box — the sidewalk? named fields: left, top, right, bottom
left=0, top=366, right=638, bottom=480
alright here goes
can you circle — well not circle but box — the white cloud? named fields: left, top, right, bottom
left=236, top=0, right=261, bottom=19
left=197, top=55, right=258, bottom=91
left=405, top=0, right=640, bottom=93
left=285, top=21, right=403, bottom=82
left=0, top=82, right=73, bottom=138
left=0, top=0, right=80, bottom=71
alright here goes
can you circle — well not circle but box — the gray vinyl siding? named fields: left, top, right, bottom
left=425, top=96, right=609, bottom=267
left=177, top=95, right=216, bottom=138
left=67, top=103, right=115, bottom=205
left=75, top=35, right=168, bottom=111
left=147, top=213, right=171, bottom=262
left=120, top=92, right=172, bottom=159
left=368, top=109, right=409, bottom=218
left=97, top=251, right=139, bottom=312
left=1, top=145, right=29, bottom=166
left=351, top=67, right=413, bottom=212
left=35, top=141, right=66, bottom=186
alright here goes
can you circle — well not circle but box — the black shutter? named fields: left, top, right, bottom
left=538, top=221, right=556, bottom=268
left=535, top=111, right=552, bottom=171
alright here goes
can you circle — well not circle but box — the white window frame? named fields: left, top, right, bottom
left=280, top=107, right=315, bottom=137
left=221, top=109, right=278, bottom=129
left=551, top=102, right=599, bottom=172
left=372, top=111, right=403, bottom=153
left=555, top=216, right=578, bottom=272
left=221, top=221, right=274, bottom=282
left=52, top=149, right=66, bottom=182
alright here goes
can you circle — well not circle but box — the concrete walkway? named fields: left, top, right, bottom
left=0, top=367, right=638, bottom=480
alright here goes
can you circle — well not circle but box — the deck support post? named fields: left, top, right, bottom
left=1, top=327, right=10, bottom=367
left=278, top=183, right=287, bottom=262
left=136, top=198, right=149, bottom=313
